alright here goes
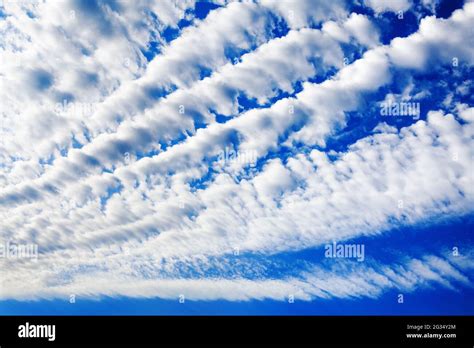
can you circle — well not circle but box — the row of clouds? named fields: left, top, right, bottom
left=0, top=0, right=473, bottom=301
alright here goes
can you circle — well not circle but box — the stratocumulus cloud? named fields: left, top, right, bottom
left=0, top=0, right=473, bottom=308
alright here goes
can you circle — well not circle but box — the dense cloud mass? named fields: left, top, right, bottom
left=0, top=0, right=473, bottom=305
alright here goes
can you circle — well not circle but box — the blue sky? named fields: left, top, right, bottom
left=0, top=0, right=473, bottom=315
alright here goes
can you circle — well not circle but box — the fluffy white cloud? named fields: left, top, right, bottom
left=323, top=13, right=380, bottom=48
left=389, top=3, right=474, bottom=69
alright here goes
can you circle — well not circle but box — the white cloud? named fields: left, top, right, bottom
left=323, top=13, right=380, bottom=48
left=389, top=3, right=474, bottom=69
left=364, top=0, right=412, bottom=14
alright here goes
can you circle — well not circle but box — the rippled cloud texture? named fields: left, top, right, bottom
left=0, top=0, right=473, bottom=314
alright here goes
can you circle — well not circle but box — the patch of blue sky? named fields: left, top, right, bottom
left=268, top=12, right=290, bottom=38
left=140, top=40, right=160, bottom=62
left=374, top=11, right=420, bottom=44
left=436, top=0, right=466, bottom=18
left=38, top=154, right=56, bottom=166
left=99, top=183, right=124, bottom=210
left=194, top=1, right=221, bottom=20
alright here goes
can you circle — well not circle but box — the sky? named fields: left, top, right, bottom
left=0, top=0, right=473, bottom=315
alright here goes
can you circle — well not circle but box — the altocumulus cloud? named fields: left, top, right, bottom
left=0, top=0, right=473, bottom=308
